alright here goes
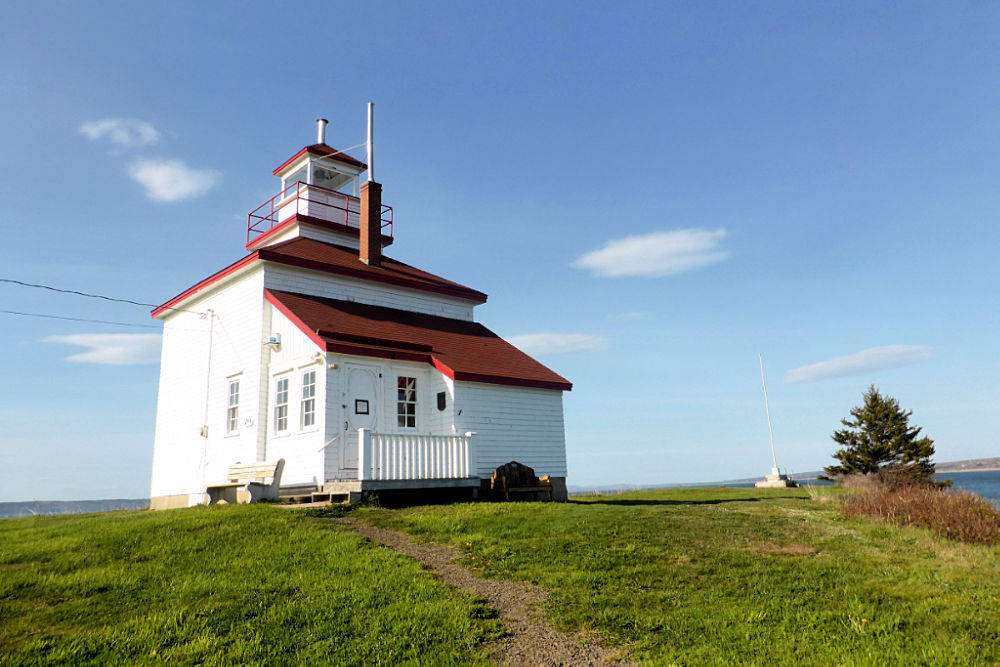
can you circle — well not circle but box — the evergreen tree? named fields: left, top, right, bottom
left=822, top=385, right=935, bottom=481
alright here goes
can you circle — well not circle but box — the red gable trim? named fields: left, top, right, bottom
left=258, top=249, right=487, bottom=304
left=430, top=356, right=455, bottom=380
left=264, top=290, right=327, bottom=350
left=272, top=144, right=367, bottom=176
left=246, top=214, right=393, bottom=252
left=151, top=254, right=259, bottom=318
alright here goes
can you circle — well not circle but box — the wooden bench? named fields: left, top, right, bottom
left=491, top=461, right=553, bottom=501
left=207, top=459, right=285, bottom=504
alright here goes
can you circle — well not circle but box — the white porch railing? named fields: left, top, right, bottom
left=358, top=429, right=476, bottom=481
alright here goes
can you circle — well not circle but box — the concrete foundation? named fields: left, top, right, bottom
left=755, top=467, right=798, bottom=488
left=149, top=493, right=207, bottom=510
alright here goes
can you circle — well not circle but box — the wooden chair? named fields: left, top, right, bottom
left=490, top=461, right=553, bottom=501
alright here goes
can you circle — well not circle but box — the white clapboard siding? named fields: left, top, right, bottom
left=150, top=269, right=266, bottom=498
left=426, top=372, right=455, bottom=435
left=254, top=221, right=363, bottom=251
left=260, top=304, right=327, bottom=487
left=453, top=381, right=567, bottom=478
left=264, top=263, right=476, bottom=321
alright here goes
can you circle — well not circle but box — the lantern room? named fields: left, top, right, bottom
left=273, top=119, right=367, bottom=197
left=246, top=119, right=393, bottom=250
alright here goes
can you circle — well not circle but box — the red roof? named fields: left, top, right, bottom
left=259, top=237, right=488, bottom=303
left=266, top=289, right=572, bottom=391
left=152, top=238, right=487, bottom=317
left=273, top=144, right=367, bottom=175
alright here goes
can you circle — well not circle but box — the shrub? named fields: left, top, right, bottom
left=841, top=484, right=1000, bottom=545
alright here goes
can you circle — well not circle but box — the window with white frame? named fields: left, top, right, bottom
left=301, top=370, right=316, bottom=428
left=397, top=376, right=417, bottom=428
left=274, top=377, right=289, bottom=433
left=226, top=380, right=240, bottom=434
left=281, top=165, right=308, bottom=196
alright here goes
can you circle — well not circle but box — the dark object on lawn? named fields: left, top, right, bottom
left=491, top=461, right=553, bottom=501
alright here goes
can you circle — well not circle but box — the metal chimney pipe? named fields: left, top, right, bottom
left=366, top=103, right=374, bottom=182
left=316, top=118, right=328, bottom=144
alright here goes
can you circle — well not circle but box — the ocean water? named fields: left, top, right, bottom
left=723, top=470, right=1000, bottom=507
left=934, top=470, right=1000, bottom=506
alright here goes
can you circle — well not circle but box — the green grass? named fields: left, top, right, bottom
left=0, top=504, right=502, bottom=666
left=355, top=487, right=1000, bottom=665
left=4, top=489, right=1000, bottom=665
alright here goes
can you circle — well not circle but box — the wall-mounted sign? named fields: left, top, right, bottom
left=355, top=399, right=369, bottom=415
left=243, top=417, right=255, bottom=428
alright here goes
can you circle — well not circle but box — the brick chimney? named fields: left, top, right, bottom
left=359, top=180, right=382, bottom=266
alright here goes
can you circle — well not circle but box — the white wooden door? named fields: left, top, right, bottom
left=342, top=364, right=379, bottom=472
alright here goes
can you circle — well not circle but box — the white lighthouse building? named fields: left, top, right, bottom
left=148, top=115, right=571, bottom=509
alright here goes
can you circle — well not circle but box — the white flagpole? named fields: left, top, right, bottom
left=759, top=354, right=778, bottom=471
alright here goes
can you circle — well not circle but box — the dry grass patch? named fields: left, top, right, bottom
left=841, top=484, right=1000, bottom=545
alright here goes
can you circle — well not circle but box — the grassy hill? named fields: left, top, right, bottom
left=3, top=488, right=1000, bottom=665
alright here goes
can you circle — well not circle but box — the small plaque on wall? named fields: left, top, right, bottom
left=355, top=399, right=369, bottom=415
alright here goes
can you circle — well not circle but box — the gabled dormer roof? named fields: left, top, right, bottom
left=266, top=289, right=572, bottom=391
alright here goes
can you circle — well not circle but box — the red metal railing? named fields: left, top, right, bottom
left=247, top=181, right=393, bottom=246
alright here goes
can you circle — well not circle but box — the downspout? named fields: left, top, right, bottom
left=257, top=299, right=273, bottom=462
left=198, top=310, right=215, bottom=494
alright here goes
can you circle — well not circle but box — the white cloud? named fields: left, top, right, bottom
left=44, top=334, right=162, bottom=365
left=617, top=311, right=651, bottom=321
left=128, top=159, right=219, bottom=202
left=784, top=345, right=934, bottom=383
left=80, top=118, right=160, bottom=147
left=572, top=228, right=731, bottom=277
left=507, top=333, right=608, bottom=356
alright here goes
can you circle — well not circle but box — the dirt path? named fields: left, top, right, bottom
left=336, top=517, right=624, bottom=666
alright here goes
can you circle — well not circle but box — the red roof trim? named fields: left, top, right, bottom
left=264, top=290, right=327, bottom=350
left=431, top=356, right=455, bottom=380
left=246, top=214, right=393, bottom=252
left=151, top=253, right=259, bottom=318
left=272, top=144, right=367, bottom=176
left=258, top=249, right=488, bottom=304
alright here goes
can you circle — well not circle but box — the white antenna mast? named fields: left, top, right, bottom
left=366, top=102, right=374, bottom=182
left=759, top=353, right=779, bottom=470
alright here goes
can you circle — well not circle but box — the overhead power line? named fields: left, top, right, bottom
left=0, top=278, right=204, bottom=315
left=0, top=309, right=164, bottom=329
left=0, top=278, right=158, bottom=307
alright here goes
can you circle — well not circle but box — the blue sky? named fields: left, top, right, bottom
left=2, top=2, right=998, bottom=501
